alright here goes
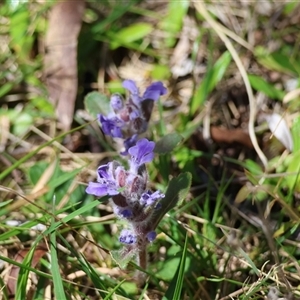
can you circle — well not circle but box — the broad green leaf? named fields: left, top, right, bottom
left=9, top=7, right=33, bottom=60
left=244, top=159, right=263, bottom=175
left=30, top=96, right=55, bottom=115
left=84, top=91, right=111, bottom=119
left=154, top=133, right=183, bottom=154
left=152, top=172, right=192, bottom=229
left=248, top=74, right=284, bottom=100
left=151, top=64, right=171, bottom=80
left=254, top=46, right=299, bottom=75
left=156, top=257, right=181, bottom=281
left=12, top=111, right=33, bottom=136
left=284, top=2, right=299, bottom=14
left=191, top=51, right=231, bottom=114
left=160, top=1, right=189, bottom=48
left=0, top=82, right=14, bottom=98
left=91, top=1, right=138, bottom=34
left=163, top=234, right=188, bottom=300
left=48, top=167, right=83, bottom=190
left=110, top=23, right=153, bottom=49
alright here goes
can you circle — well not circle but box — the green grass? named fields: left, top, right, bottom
left=1, top=0, right=300, bottom=299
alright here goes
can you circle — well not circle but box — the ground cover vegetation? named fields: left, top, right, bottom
left=0, top=0, right=300, bottom=299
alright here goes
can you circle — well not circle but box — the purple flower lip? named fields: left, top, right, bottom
left=143, top=82, right=167, bottom=101
left=140, top=190, right=165, bottom=207
left=129, top=138, right=155, bottom=172
left=85, top=181, right=119, bottom=197
left=120, top=134, right=138, bottom=156
left=122, top=80, right=167, bottom=106
left=99, top=114, right=123, bottom=138
left=86, top=162, right=121, bottom=197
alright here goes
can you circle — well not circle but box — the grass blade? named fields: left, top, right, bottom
left=163, top=233, right=188, bottom=300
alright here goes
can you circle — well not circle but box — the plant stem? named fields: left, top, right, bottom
left=138, top=247, right=147, bottom=270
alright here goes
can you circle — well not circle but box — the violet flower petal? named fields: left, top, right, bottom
left=140, top=190, right=165, bottom=206
left=122, top=79, right=141, bottom=106
left=143, top=82, right=167, bottom=101
left=129, top=138, right=155, bottom=171
left=99, top=114, right=123, bottom=138
left=122, top=79, right=139, bottom=94
left=85, top=181, right=119, bottom=197
left=120, top=134, right=138, bottom=156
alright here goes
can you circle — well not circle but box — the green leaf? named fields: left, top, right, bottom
left=110, top=249, right=136, bottom=269
left=234, top=185, right=251, bottom=204
left=254, top=46, right=299, bottom=75
left=12, top=111, right=33, bottom=136
left=50, top=228, right=66, bottom=299
left=15, top=246, right=37, bottom=300
left=154, top=133, right=183, bottom=154
left=163, top=234, right=188, bottom=300
left=57, top=233, right=109, bottom=299
left=103, top=279, right=127, bottom=300
left=150, top=64, right=171, bottom=80
left=292, top=116, right=300, bottom=153
left=48, top=167, right=83, bottom=190
left=84, top=91, right=111, bottom=119
left=0, top=82, right=14, bottom=98
left=110, top=23, right=153, bottom=49
left=286, top=151, right=300, bottom=192
left=152, top=172, right=192, bottom=229
left=160, top=1, right=189, bottom=48
left=248, top=74, right=284, bottom=100
left=9, top=7, right=34, bottom=60
left=191, top=51, right=231, bottom=114
left=0, top=199, right=13, bottom=208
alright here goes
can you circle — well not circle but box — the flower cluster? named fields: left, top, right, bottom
left=99, top=80, right=167, bottom=155
left=86, top=138, right=165, bottom=246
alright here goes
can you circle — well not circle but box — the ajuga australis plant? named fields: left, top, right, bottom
left=86, top=80, right=191, bottom=278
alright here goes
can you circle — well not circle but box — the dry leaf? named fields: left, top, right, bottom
left=44, top=0, right=85, bottom=131
left=6, top=247, right=48, bottom=296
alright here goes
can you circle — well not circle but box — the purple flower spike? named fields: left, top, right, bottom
left=146, top=231, right=157, bottom=242
left=99, top=114, right=123, bottom=138
left=119, top=229, right=137, bottom=244
left=129, top=138, right=155, bottom=172
left=110, top=94, right=124, bottom=111
left=143, top=82, right=167, bottom=101
left=140, top=190, right=165, bottom=207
